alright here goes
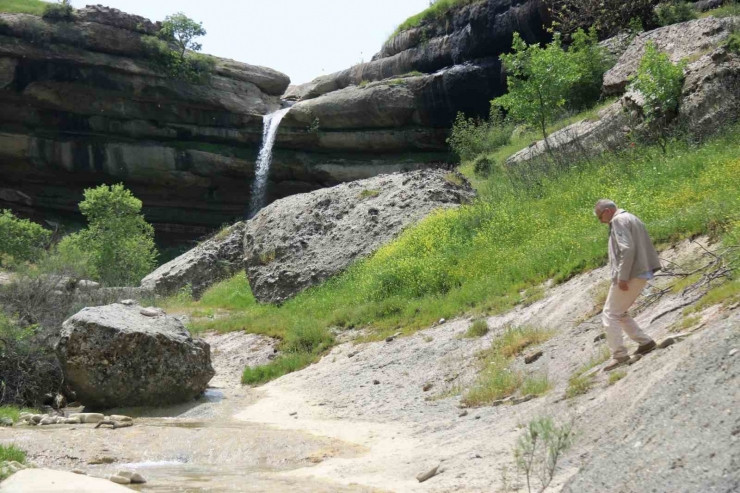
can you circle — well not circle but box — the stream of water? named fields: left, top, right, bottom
left=248, top=107, right=291, bottom=218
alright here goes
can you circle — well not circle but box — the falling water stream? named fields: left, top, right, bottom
left=248, top=107, right=291, bottom=218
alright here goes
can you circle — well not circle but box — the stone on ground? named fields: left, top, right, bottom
left=244, top=169, right=475, bottom=304
left=56, top=303, right=214, bottom=409
left=0, top=469, right=132, bottom=492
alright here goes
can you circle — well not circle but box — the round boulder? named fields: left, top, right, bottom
left=56, top=304, right=214, bottom=409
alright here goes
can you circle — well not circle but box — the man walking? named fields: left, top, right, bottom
left=594, top=199, right=662, bottom=371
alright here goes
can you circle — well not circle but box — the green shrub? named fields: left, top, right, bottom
left=0, top=210, right=50, bottom=265
left=514, top=417, right=574, bottom=493
left=656, top=1, right=698, bottom=26
left=242, top=352, right=315, bottom=385
left=568, top=27, right=615, bottom=110
left=58, top=184, right=157, bottom=286
left=630, top=42, right=687, bottom=120
left=448, top=108, right=513, bottom=162
left=389, top=0, right=480, bottom=40
left=465, top=318, right=489, bottom=337
left=727, top=33, right=740, bottom=54
left=472, top=156, right=493, bottom=177
left=142, top=14, right=214, bottom=84
left=0, top=405, right=36, bottom=423
left=494, top=33, right=580, bottom=141
left=42, top=0, right=74, bottom=21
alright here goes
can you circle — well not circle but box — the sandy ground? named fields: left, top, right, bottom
left=2, top=238, right=738, bottom=492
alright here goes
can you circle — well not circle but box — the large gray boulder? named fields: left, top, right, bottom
left=56, top=304, right=214, bottom=409
left=244, top=169, right=476, bottom=304
left=141, top=223, right=245, bottom=298
left=603, top=16, right=735, bottom=95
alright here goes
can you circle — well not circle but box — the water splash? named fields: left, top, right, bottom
left=248, top=107, right=291, bottom=218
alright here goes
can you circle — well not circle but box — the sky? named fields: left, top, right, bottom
left=69, top=0, right=432, bottom=85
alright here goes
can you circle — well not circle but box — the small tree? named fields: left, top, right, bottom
left=0, top=210, right=50, bottom=265
left=158, top=12, right=207, bottom=61
left=629, top=42, right=687, bottom=152
left=42, top=0, right=74, bottom=21
left=568, top=27, right=614, bottom=110
left=58, top=184, right=157, bottom=286
left=514, top=417, right=574, bottom=493
left=656, top=1, right=697, bottom=27
left=493, top=33, right=580, bottom=145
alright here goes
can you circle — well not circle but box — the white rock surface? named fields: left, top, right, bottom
left=0, top=469, right=132, bottom=492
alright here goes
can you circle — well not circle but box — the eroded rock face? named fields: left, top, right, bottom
left=141, top=223, right=246, bottom=298
left=56, top=304, right=214, bottom=409
left=603, top=17, right=735, bottom=95
left=244, top=169, right=476, bottom=304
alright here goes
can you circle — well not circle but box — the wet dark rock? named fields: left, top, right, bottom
left=56, top=304, right=214, bottom=409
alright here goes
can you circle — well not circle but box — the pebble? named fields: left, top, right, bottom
left=524, top=350, right=543, bottom=364
left=71, top=469, right=87, bottom=475
left=458, top=410, right=468, bottom=417
left=110, top=415, right=133, bottom=422
left=594, top=333, right=607, bottom=342
left=140, top=307, right=163, bottom=317
left=120, top=299, right=136, bottom=306
left=117, top=470, right=147, bottom=484
left=89, top=456, right=117, bottom=465
left=438, top=318, right=446, bottom=325
left=385, top=336, right=395, bottom=342
left=289, top=411, right=297, bottom=416
left=416, top=464, right=440, bottom=483
left=373, top=379, right=380, bottom=385
left=109, top=475, right=131, bottom=485
left=729, top=348, right=738, bottom=357
left=422, top=383, right=433, bottom=392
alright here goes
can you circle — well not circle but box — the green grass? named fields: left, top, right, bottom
left=700, top=1, right=740, bottom=18
left=685, top=277, right=740, bottom=314
left=607, top=370, right=627, bottom=386
left=0, top=443, right=26, bottom=481
left=521, top=373, right=552, bottom=396
left=462, top=326, right=554, bottom=406
left=464, top=318, right=489, bottom=338
left=242, top=352, right=315, bottom=385
left=389, top=0, right=484, bottom=41
left=0, top=0, right=48, bottom=15
left=566, top=346, right=611, bottom=398
left=0, top=406, right=36, bottom=423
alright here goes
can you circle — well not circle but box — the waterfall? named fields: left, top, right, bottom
left=248, top=107, right=291, bottom=218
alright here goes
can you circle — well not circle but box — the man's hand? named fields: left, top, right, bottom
left=618, top=280, right=629, bottom=291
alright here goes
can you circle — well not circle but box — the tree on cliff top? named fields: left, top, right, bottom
left=158, top=12, right=206, bottom=60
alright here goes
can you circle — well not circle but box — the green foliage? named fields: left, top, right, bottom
left=58, top=184, right=157, bottom=286
left=701, top=0, right=740, bottom=18
left=629, top=42, right=687, bottom=122
left=567, top=27, right=614, bottom=110
left=472, top=156, right=493, bottom=177
left=0, top=0, right=48, bottom=15
left=514, top=417, right=574, bottom=493
left=465, top=318, right=489, bottom=338
left=358, top=189, right=381, bottom=199
left=727, top=33, right=740, bottom=54
left=41, top=0, right=73, bottom=20
left=0, top=210, right=50, bottom=265
left=158, top=12, right=206, bottom=60
left=242, top=352, right=316, bottom=385
left=546, top=0, right=659, bottom=39
left=566, top=346, right=611, bottom=397
left=0, top=405, right=36, bottom=423
left=448, top=108, right=513, bottom=162
left=307, top=117, right=320, bottom=133
left=656, top=1, right=698, bottom=26
left=629, top=16, right=646, bottom=35
left=389, top=0, right=480, bottom=40
left=143, top=15, right=214, bottom=84
left=0, top=443, right=25, bottom=464
left=494, top=33, right=581, bottom=141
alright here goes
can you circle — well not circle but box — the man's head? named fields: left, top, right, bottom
left=594, top=199, right=617, bottom=224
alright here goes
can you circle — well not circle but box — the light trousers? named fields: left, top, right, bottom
left=602, top=278, right=653, bottom=359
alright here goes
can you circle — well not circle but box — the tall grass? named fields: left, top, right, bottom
left=0, top=0, right=48, bottom=15
left=0, top=405, right=36, bottom=423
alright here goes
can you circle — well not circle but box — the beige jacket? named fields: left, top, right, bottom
left=609, top=210, right=662, bottom=282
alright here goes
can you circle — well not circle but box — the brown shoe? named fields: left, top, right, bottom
left=603, top=356, right=630, bottom=372
left=634, top=340, right=657, bottom=356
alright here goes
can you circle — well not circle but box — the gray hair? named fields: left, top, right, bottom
left=594, top=199, right=617, bottom=216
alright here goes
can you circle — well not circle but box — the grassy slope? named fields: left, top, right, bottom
left=389, top=0, right=484, bottom=41
left=169, top=115, right=740, bottom=383
left=0, top=0, right=48, bottom=15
